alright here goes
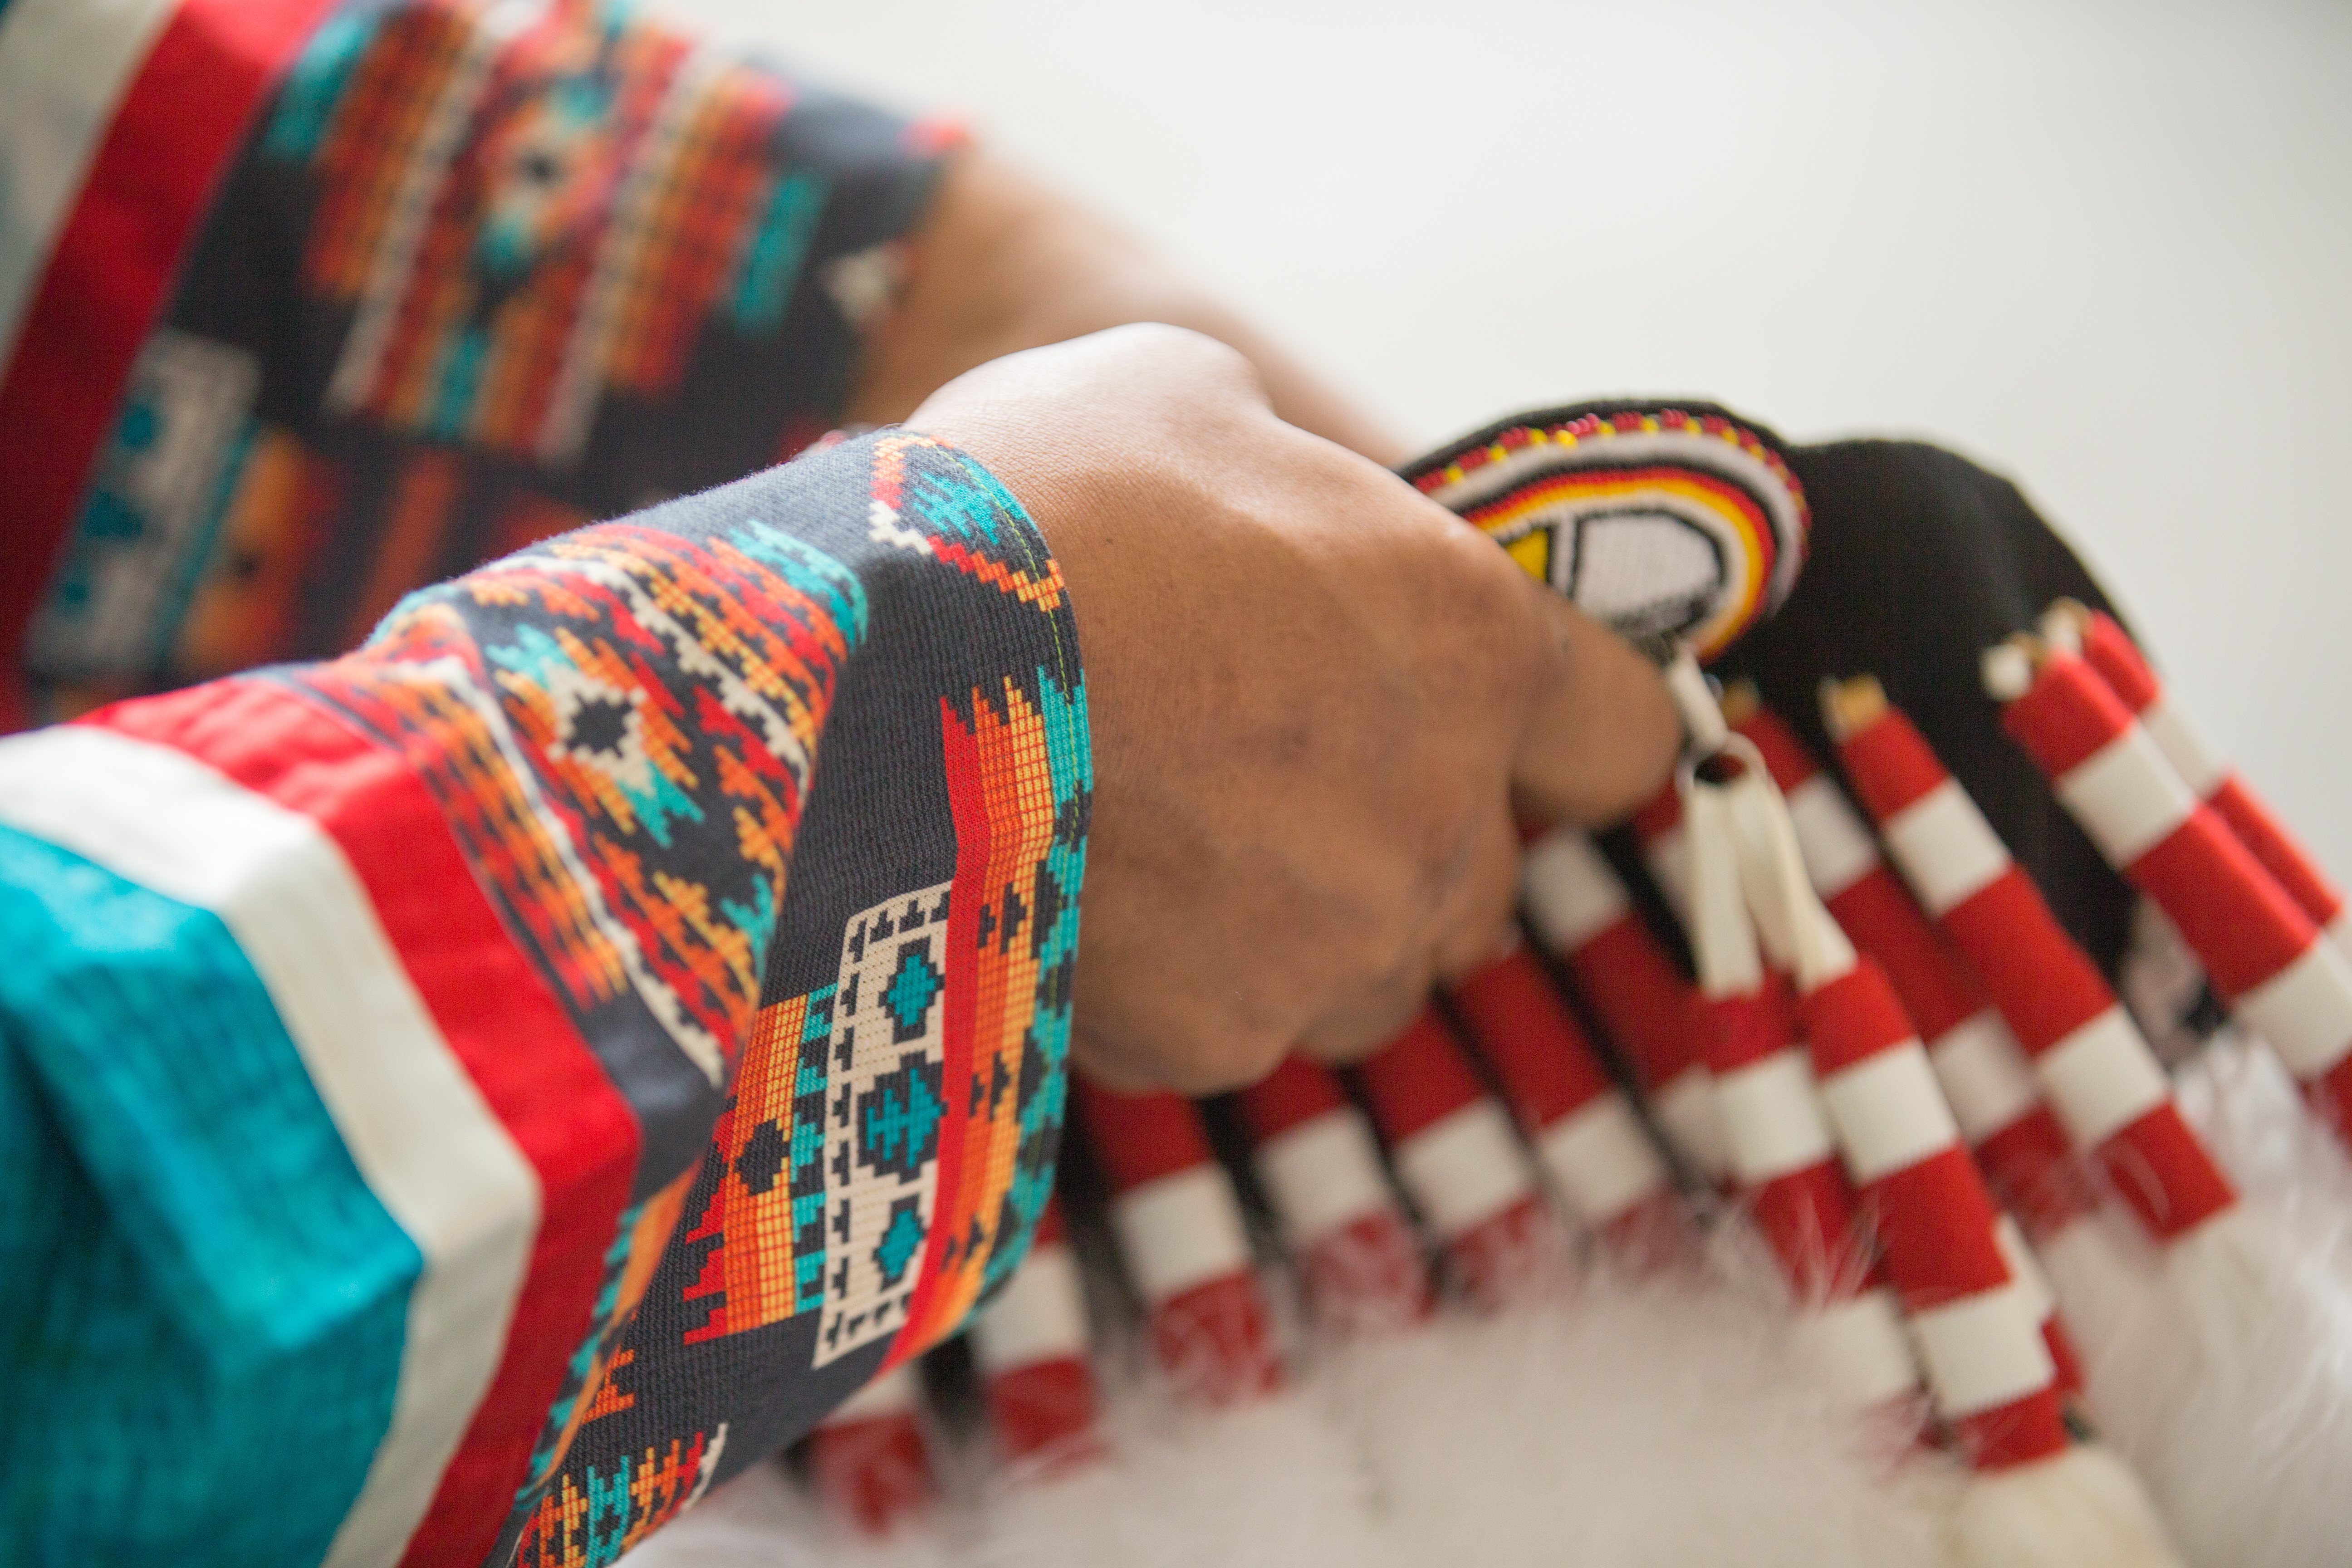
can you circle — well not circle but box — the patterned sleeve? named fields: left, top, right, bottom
left=7, top=0, right=958, bottom=727
left=0, top=431, right=1091, bottom=1566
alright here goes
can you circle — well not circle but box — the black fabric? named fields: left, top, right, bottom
left=1717, top=439, right=2138, bottom=973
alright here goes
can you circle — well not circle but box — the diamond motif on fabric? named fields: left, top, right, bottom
left=814, top=880, right=952, bottom=1367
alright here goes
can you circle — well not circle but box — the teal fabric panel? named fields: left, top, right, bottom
left=0, top=826, right=415, bottom=1566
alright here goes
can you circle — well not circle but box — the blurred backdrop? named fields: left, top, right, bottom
left=660, top=0, right=2352, bottom=876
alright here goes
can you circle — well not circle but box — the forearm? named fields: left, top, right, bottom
left=849, top=150, right=1405, bottom=465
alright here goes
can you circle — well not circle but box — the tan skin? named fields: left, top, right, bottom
left=854, top=155, right=1681, bottom=1094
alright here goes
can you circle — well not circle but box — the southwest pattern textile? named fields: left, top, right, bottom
left=4, top=0, right=953, bottom=727
left=0, top=431, right=1091, bottom=1567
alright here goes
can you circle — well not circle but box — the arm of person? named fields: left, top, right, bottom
left=0, top=326, right=1670, bottom=1564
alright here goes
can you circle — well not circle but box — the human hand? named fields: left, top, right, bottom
left=909, top=326, right=1677, bottom=1093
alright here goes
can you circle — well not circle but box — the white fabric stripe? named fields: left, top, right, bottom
left=2329, top=910, right=2352, bottom=963
left=2034, top=1006, right=2169, bottom=1151
left=2237, top=941, right=2352, bottom=1081
left=1521, top=828, right=1630, bottom=952
left=970, top=1243, right=1088, bottom=1375
left=1393, top=1100, right=1532, bottom=1241
left=1715, top=1048, right=1834, bottom=1185
left=1820, top=1042, right=1960, bottom=1184
left=2055, top=727, right=2200, bottom=868
left=1254, top=1108, right=1394, bottom=1247
left=1111, top=1165, right=1252, bottom=1306
left=0, top=0, right=179, bottom=370
left=1537, top=1092, right=1666, bottom=1225
left=1993, top=1213, right=2055, bottom=1325
left=824, top=1364, right=921, bottom=1424
left=0, top=726, right=540, bottom=1566
left=1684, top=786, right=1759, bottom=996
left=1788, top=775, right=1882, bottom=900
left=1655, top=1066, right=1732, bottom=1183
left=1928, top=1010, right=2040, bottom=1144
left=2140, top=700, right=2229, bottom=798
left=1644, top=823, right=1693, bottom=924
left=1907, top=1289, right=2054, bottom=1421
left=1882, top=780, right=2010, bottom=917
left=1789, top=1286, right=1920, bottom=1412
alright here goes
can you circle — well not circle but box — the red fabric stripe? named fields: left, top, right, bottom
left=1974, top=1109, right=2097, bottom=1241
left=2074, top=617, right=2346, bottom=925
left=1354, top=1009, right=1485, bottom=1142
left=1952, top=1387, right=2070, bottom=1470
left=1074, top=1082, right=1215, bottom=1192
left=1558, top=916, right=1700, bottom=1092
left=883, top=699, right=991, bottom=1373
left=1747, top=1160, right=1872, bottom=1301
left=2000, top=654, right=2134, bottom=779
left=1731, top=703, right=1817, bottom=794
left=1297, top=1208, right=1432, bottom=1333
left=2129, top=813, right=2320, bottom=999
left=1442, top=1191, right=1557, bottom=1312
left=1864, top=1136, right=2068, bottom=1470
left=810, top=1413, right=934, bottom=1534
left=0, top=0, right=338, bottom=716
left=984, top=1358, right=1102, bottom=1468
left=2208, top=777, right=2345, bottom=929
left=1868, top=1149, right=2009, bottom=1306
left=1149, top=1273, right=1282, bottom=1406
left=2097, top=1105, right=2234, bottom=1241
left=1699, top=975, right=1802, bottom=1075
left=1235, top=1054, right=1352, bottom=1144
left=92, top=677, right=640, bottom=1567
left=1835, top=708, right=1948, bottom=821
left=1631, top=779, right=1682, bottom=843
left=1939, top=872, right=2113, bottom=1055
left=2313, top=1057, right=2352, bottom=1148
left=2078, top=612, right=2161, bottom=711
left=1800, top=959, right=1918, bottom=1075
left=1826, top=869, right=1984, bottom=1040
left=1449, top=947, right=1611, bottom=1129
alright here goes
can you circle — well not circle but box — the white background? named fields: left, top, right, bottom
left=662, top=0, right=2352, bottom=877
